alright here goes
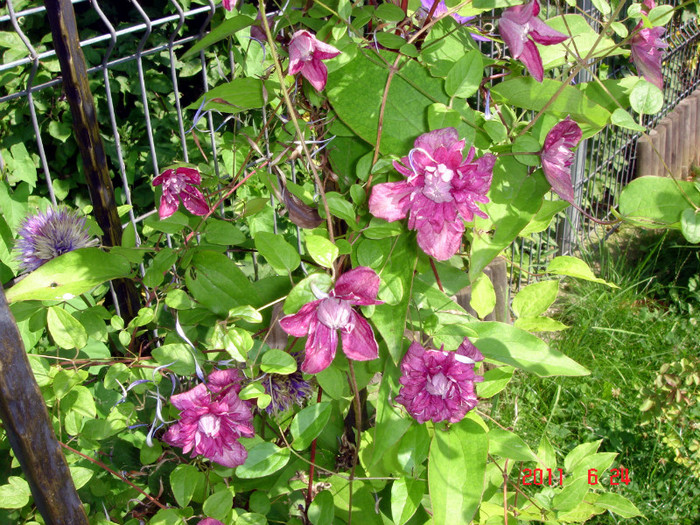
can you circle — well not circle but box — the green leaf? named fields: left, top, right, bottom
left=63, top=385, right=97, bottom=418
left=470, top=157, right=548, bottom=280
left=182, top=15, right=255, bottom=59
left=165, top=289, right=194, bottom=310
left=590, top=0, right=611, bottom=16
left=284, top=273, right=333, bottom=314
left=611, top=108, right=646, bottom=132
left=204, top=219, right=246, bottom=245
left=255, top=232, right=301, bottom=275
left=375, top=31, right=406, bottom=50
left=445, top=50, right=483, bottom=98
left=236, top=513, right=267, bottom=525
left=514, top=316, right=569, bottom=332
left=47, top=306, right=88, bottom=350
left=228, top=305, right=263, bottom=323
left=325, top=192, right=359, bottom=229
left=212, top=326, right=253, bottom=362
left=491, top=77, right=611, bottom=135
left=290, top=402, right=333, bottom=450
left=429, top=417, right=487, bottom=524
left=186, top=250, right=257, bottom=314
left=370, top=360, right=412, bottom=467
left=375, top=3, right=406, bottom=21
left=469, top=321, right=590, bottom=376
left=152, top=343, right=201, bottom=375
left=327, top=50, right=450, bottom=154
left=648, top=4, right=674, bottom=26
left=260, top=349, right=297, bottom=375
left=546, top=256, right=617, bottom=288
left=512, top=134, right=542, bottom=166
left=476, top=366, right=514, bottom=398
left=594, top=493, right=642, bottom=518
left=391, top=478, right=424, bottom=525
left=619, top=176, right=700, bottom=227
left=0, top=477, right=31, bottom=509
left=488, top=428, right=538, bottom=461
left=69, top=466, right=94, bottom=490
left=552, top=477, right=589, bottom=512
left=564, top=440, right=602, bottom=472
left=680, top=208, right=700, bottom=243
left=170, top=464, right=205, bottom=507
left=237, top=442, right=291, bottom=478
left=470, top=271, right=496, bottom=318
left=187, top=78, right=267, bottom=114
left=630, top=81, right=663, bottom=115
left=308, top=490, right=334, bottom=525
left=537, top=436, right=557, bottom=470
left=305, top=235, right=339, bottom=268
left=512, top=279, right=559, bottom=318
left=202, top=487, right=234, bottom=520
left=5, top=248, right=132, bottom=303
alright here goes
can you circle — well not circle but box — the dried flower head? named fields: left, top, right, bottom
left=262, top=353, right=314, bottom=414
left=15, top=207, right=99, bottom=273
left=369, top=127, right=496, bottom=261
left=395, top=338, right=484, bottom=424
left=162, top=369, right=254, bottom=468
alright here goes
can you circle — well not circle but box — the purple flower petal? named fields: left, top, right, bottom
left=340, top=312, right=379, bottom=362
left=279, top=300, right=321, bottom=337
left=368, top=181, right=413, bottom=222
left=287, top=30, right=340, bottom=92
left=302, top=322, right=338, bottom=374
left=541, top=116, right=582, bottom=204
left=519, top=40, right=545, bottom=82
left=333, top=266, right=383, bottom=305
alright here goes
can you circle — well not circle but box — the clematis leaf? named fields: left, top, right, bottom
left=290, top=402, right=332, bottom=450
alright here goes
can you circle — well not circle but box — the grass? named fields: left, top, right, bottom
left=500, top=228, right=700, bottom=524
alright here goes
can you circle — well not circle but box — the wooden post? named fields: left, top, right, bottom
left=44, top=0, right=140, bottom=323
left=0, top=283, right=89, bottom=525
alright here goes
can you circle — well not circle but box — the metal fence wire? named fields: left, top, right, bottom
left=1, top=0, right=699, bottom=301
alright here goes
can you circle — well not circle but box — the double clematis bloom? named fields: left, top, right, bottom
left=152, top=166, right=209, bottom=220
left=279, top=267, right=383, bottom=374
left=162, top=369, right=254, bottom=468
left=15, top=207, right=99, bottom=273
left=630, top=0, right=668, bottom=90
left=540, top=116, right=582, bottom=204
left=369, top=127, right=496, bottom=261
left=288, top=30, right=341, bottom=91
left=395, top=338, right=484, bottom=424
left=499, top=0, right=568, bottom=82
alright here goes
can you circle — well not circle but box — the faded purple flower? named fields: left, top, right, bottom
left=288, top=30, right=340, bottom=91
left=15, top=207, right=99, bottom=273
left=630, top=0, right=668, bottom=90
left=262, top=352, right=314, bottom=414
left=540, top=116, right=582, bottom=204
left=369, top=127, right=496, bottom=261
left=199, top=519, right=225, bottom=525
left=162, top=369, right=254, bottom=468
left=420, top=0, right=488, bottom=40
left=279, top=267, right=383, bottom=374
left=152, top=166, right=209, bottom=220
left=499, top=0, right=568, bottom=82
left=395, top=338, right=484, bottom=424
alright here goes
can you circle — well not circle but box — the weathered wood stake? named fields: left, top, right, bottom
left=0, top=283, right=89, bottom=525
left=44, top=0, right=140, bottom=322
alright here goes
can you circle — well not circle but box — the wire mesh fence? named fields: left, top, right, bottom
left=1, top=0, right=699, bottom=302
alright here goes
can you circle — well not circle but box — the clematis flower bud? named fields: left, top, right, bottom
left=369, top=127, right=495, bottom=261
left=540, top=116, right=582, bottom=204
left=499, top=0, right=568, bottom=82
left=395, top=338, right=484, bottom=424
left=630, top=0, right=668, bottom=90
left=152, top=166, right=209, bottom=220
left=287, top=30, right=341, bottom=91
left=279, top=267, right=383, bottom=374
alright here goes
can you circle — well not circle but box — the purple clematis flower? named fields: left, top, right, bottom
left=222, top=0, right=236, bottom=10
left=162, top=369, right=254, bottom=468
left=420, top=0, right=488, bottom=41
left=368, top=127, right=496, bottom=261
left=499, top=0, right=568, bottom=82
left=15, top=207, right=99, bottom=273
left=198, top=520, right=225, bottom=525
left=630, top=0, right=668, bottom=90
left=152, top=166, right=209, bottom=220
left=288, top=30, right=341, bottom=91
left=395, top=338, right=484, bottom=424
left=262, top=352, right=314, bottom=414
left=279, top=267, right=383, bottom=374
left=540, top=116, right=582, bottom=204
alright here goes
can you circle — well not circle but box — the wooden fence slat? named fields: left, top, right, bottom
left=0, top=283, right=89, bottom=525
